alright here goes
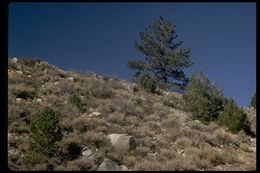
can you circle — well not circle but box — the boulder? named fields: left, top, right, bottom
left=98, top=158, right=122, bottom=171
left=120, top=165, right=129, bottom=171
left=107, top=134, right=136, bottom=152
left=12, top=57, right=18, bottom=63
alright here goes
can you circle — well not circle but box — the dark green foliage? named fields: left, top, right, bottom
left=66, top=142, right=82, bottom=160
left=127, top=16, right=193, bottom=91
left=218, top=99, right=251, bottom=134
left=136, top=71, right=157, bottom=93
left=250, top=93, right=256, bottom=109
left=16, top=90, right=36, bottom=100
left=69, top=94, right=82, bottom=108
left=183, top=71, right=225, bottom=124
left=29, top=107, right=63, bottom=156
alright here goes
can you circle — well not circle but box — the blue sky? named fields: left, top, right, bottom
left=8, top=3, right=256, bottom=107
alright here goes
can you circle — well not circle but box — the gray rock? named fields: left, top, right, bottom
left=82, top=148, right=92, bottom=157
left=120, top=165, right=129, bottom=171
left=98, top=158, right=122, bottom=171
left=107, top=134, right=136, bottom=152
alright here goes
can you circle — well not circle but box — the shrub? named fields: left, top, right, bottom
left=17, top=90, right=36, bottom=99
left=29, top=107, right=63, bottom=156
left=68, top=94, right=85, bottom=111
left=250, top=93, right=256, bottom=109
left=90, top=86, right=114, bottom=99
left=135, top=72, right=157, bottom=93
left=218, top=99, right=251, bottom=134
left=183, top=71, right=225, bottom=124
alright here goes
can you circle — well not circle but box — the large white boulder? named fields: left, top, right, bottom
left=107, top=134, right=136, bottom=152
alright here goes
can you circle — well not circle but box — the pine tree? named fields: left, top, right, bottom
left=127, top=16, right=193, bottom=91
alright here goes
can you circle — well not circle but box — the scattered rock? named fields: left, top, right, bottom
left=16, top=98, right=23, bottom=103
left=107, top=134, right=136, bottom=152
left=89, top=111, right=101, bottom=117
left=140, top=95, right=147, bottom=102
left=177, top=149, right=184, bottom=155
left=34, top=98, right=43, bottom=104
left=98, top=158, right=122, bottom=171
left=250, top=138, right=256, bottom=144
left=12, top=57, right=18, bottom=63
left=66, top=77, right=74, bottom=82
left=54, top=81, right=60, bottom=85
left=147, top=152, right=158, bottom=157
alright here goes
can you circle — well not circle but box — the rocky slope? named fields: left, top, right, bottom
left=8, top=58, right=256, bottom=171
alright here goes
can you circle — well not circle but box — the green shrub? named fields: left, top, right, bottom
left=250, top=93, right=256, bottom=109
left=218, top=98, right=251, bottom=134
left=69, top=94, right=82, bottom=109
left=29, top=107, right=63, bottom=156
left=183, top=71, right=225, bottom=124
left=136, top=72, right=156, bottom=93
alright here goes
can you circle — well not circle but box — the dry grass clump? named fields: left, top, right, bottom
left=82, top=131, right=106, bottom=148
left=161, top=114, right=180, bottom=128
left=107, top=112, right=125, bottom=125
left=158, top=147, right=177, bottom=161
left=212, top=129, right=235, bottom=146
left=176, top=137, right=192, bottom=149
left=185, top=146, right=224, bottom=169
left=134, top=160, right=163, bottom=171
left=162, top=93, right=184, bottom=110
left=162, top=158, right=197, bottom=171
left=107, top=124, right=127, bottom=134
left=9, top=83, right=36, bottom=99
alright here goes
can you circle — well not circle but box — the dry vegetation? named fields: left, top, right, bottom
left=8, top=58, right=256, bottom=171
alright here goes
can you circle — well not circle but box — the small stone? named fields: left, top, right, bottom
left=16, top=70, right=23, bottom=75
left=82, top=149, right=92, bottom=157
left=35, top=98, right=43, bottom=104
left=27, top=75, right=32, bottom=78
left=89, top=111, right=101, bottom=117
left=16, top=98, right=23, bottom=103
left=148, top=152, right=158, bottom=157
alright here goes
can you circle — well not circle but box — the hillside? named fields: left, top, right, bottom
left=8, top=58, right=256, bottom=171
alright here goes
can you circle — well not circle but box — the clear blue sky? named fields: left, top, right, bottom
left=8, top=3, right=256, bottom=107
